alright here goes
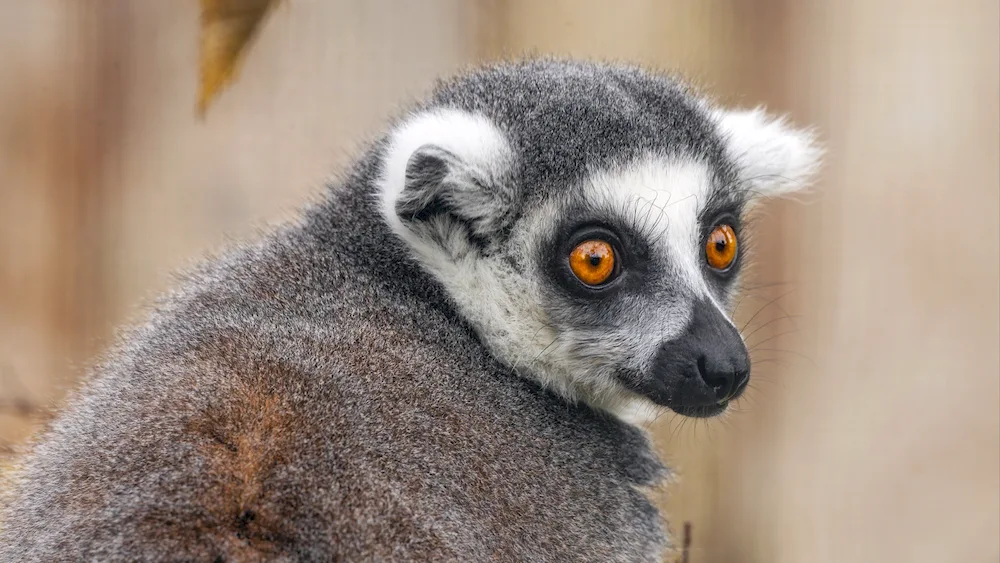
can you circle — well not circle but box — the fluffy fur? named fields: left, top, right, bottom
left=0, top=59, right=819, bottom=561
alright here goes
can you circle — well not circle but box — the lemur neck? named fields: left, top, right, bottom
left=303, top=149, right=462, bottom=320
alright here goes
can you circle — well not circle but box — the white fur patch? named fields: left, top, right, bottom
left=715, top=107, right=823, bottom=197
left=378, top=108, right=513, bottom=241
left=377, top=111, right=561, bottom=414
left=586, top=156, right=716, bottom=297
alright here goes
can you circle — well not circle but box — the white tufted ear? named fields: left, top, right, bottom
left=378, top=108, right=515, bottom=240
left=715, top=107, right=823, bottom=197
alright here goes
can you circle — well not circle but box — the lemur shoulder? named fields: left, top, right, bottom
left=0, top=59, right=820, bottom=561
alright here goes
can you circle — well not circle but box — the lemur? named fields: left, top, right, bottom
left=0, top=59, right=820, bottom=561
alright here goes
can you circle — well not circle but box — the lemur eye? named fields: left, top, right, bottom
left=705, top=224, right=738, bottom=271
left=569, top=240, right=616, bottom=286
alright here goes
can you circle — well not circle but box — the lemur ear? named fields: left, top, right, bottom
left=380, top=109, right=515, bottom=239
left=395, top=145, right=506, bottom=235
left=396, top=145, right=463, bottom=220
left=715, top=107, right=823, bottom=197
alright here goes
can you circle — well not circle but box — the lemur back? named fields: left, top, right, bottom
left=0, top=59, right=819, bottom=561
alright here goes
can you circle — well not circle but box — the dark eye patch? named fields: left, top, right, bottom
left=540, top=203, right=658, bottom=300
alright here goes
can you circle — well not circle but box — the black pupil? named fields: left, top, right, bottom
left=588, top=254, right=602, bottom=266
left=714, top=239, right=727, bottom=253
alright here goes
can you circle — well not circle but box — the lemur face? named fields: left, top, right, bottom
left=379, top=61, right=820, bottom=423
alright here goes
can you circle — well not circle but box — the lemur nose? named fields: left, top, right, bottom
left=697, top=354, right=750, bottom=402
left=633, top=298, right=752, bottom=413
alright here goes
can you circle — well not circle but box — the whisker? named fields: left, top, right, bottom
left=738, top=280, right=799, bottom=292
left=765, top=298, right=801, bottom=333
left=750, top=348, right=817, bottom=368
left=509, top=323, right=554, bottom=377
left=747, top=329, right=801, bottom=350
left=739, top=288, right=798, bottom=333
left=741, top=314, right=802, bottom=342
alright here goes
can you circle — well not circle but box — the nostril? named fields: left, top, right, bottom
left=704, top=375, right=731, bottom=400
left=697, top=355, right=736, bottom=401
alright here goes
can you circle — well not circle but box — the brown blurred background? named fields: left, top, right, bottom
left=1, top=1, right=997, bottom=561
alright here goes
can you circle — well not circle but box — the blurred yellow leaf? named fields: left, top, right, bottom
left=198, top=0, right=282, bottom=116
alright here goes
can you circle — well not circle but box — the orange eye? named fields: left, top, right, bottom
left=569, top=240, right=616, bottom=286
left=705, top=224, right=738, bottom=271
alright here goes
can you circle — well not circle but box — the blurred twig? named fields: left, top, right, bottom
left=198, top=0, right=283, bottom=116
left=0, top=399, right=36, bottom=419
left=675, top=521, right=692, bottom=563
left=0, top=365, right=54, bottom=464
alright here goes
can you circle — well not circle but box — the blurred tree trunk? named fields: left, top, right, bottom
left=0, top=0, right=129, bottom=445
left=761, top=2, right=1000, bottom=562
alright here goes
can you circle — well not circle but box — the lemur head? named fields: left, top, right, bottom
left=378, top=60, right=820, bottom=422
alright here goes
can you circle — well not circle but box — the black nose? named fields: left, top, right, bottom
left=625, top=298, right=751, bottom=415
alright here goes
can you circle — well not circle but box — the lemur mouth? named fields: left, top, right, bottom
left=668, top=375, right=748, bottom=418
left=670, top=402, right=730, bottom=418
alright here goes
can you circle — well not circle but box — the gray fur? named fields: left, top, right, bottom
left=0, top=59, right=819, bottom=561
